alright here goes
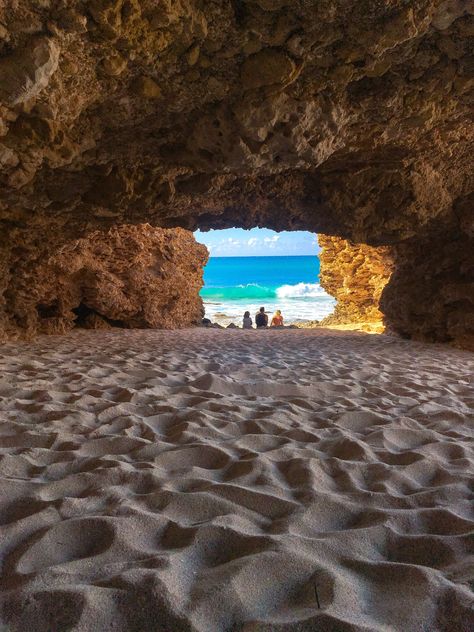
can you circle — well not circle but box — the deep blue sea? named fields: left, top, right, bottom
left=201, top=256, right=335, bottom=325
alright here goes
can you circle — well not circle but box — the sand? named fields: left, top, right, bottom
left=0, top=328, right=473, bottom=632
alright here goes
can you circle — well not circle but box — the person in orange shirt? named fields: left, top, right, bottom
left=271, top=310, right=284, bottom=327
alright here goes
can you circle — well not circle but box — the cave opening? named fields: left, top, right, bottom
left=36, top=300, right=61, bottom=320
left=72, top=302, right=127, bottom=330
left=195, top=227, right=336, bottom=327
left=72, top=302, right=95, bottom=325
left=0, top=223, right=396, bottom=338
left=194, top=227, right=394, bottom=332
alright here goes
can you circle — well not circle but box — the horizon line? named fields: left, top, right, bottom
left=206, top=254, right=319, bottom=259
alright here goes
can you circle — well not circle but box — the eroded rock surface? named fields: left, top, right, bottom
left=318, top=235, right=393, bottom=330
left=0, top=1, right=473, bottom=342
left=0, top=225, right=207, bottom=341
left=381, top=204, right=474, bottom=349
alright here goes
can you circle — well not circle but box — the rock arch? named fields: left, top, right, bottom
left=0, top=1, right=472, bottom=346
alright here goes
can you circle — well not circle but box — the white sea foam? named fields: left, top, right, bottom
left=204, top=296, right=335, bottom=326
left=276, top=282, right=328, bottom=298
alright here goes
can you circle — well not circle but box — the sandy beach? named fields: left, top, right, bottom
left=0, top=328, right=473, bottom=631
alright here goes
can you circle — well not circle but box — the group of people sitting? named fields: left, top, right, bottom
left=242, top=307, right=284, bottom=329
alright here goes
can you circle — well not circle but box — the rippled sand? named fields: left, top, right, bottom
left=0, top=329, right=473, bottom=631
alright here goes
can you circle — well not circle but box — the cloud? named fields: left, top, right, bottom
left=195, top=228, right=319, bottom=256
left=221, top=237, right=240, bottom=246
left=262, top=235, right=280, bottom=249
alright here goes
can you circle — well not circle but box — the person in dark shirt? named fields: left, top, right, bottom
left=255, top=306, right=268, bottom=328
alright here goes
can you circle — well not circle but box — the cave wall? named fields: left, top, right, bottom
left=318, top=234, right=394, bottom=330
left=0, top=1, right=473, bottom=343
left=0, top=225, right=208, bottom=341
left=381, top=198, right=474, bottom=349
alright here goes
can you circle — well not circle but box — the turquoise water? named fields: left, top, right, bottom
left=201, top=256, right=335, bottom=325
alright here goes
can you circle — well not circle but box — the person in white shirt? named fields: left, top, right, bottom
left=242, top=311, right=253, bottom=329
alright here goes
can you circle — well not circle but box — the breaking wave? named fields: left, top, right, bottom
left=276, top=282, right=328, bottom=299
left=201, top=282, right=327, bottom=302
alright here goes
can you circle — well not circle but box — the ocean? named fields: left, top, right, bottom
left=201, top=255, right=335, bottom=326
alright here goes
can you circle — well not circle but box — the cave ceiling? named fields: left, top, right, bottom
left=0, top=0, right=473, bottom=247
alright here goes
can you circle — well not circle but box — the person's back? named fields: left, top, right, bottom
left=242, top=311, right=252, bottom=329
left=255, top=307, right=268, bottom=328
left=271, top=310, right=284, bottom=327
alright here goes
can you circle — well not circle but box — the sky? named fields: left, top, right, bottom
left=195, top=228, right=319, bottom=257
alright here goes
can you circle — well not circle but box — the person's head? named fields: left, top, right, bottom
left=244, top=311, right=250, bottom=318
left=275, top=310, right=281, bottom=316
left=259, top=306, right=265, bottom=313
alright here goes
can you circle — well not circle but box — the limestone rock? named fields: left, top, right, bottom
left=133, top=76, right=161, bottom=98
left=81, top=313, right=113, bottom=329
left=0, top=37, right=59, bottom=107
left=101, top=54, right=127, bottom=76
left=186, top=44, right=200, bottom=66
left=318, top=236, right=394, bottom=330
left=0, top=225, right=208, bottom=341
left=241, top=48, right=297, bottom=89
left=381, top=224, right=474, bottom=350
left=432, top=0, right=474, bottom=30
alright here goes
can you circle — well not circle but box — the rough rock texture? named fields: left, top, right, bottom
left=318, top=234, right=394, bottom=330
left=0, top=225, right=208, bottom=341
left=381, top=200, right=474, bottom=349
left=0, top=1, right=473, bottom=342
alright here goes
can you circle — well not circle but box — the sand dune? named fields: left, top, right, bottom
left=0, top=328, right=473, bottom=631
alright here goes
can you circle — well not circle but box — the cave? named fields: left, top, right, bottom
left=196, top=228, right=393, bottom=331
left=0, top=2, right=473, bottom=631
left=72, top=302, right=127, bottom=329
left=0, top=1, right=472, bottom=346
left=196, top=228, right=332, bottom=328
